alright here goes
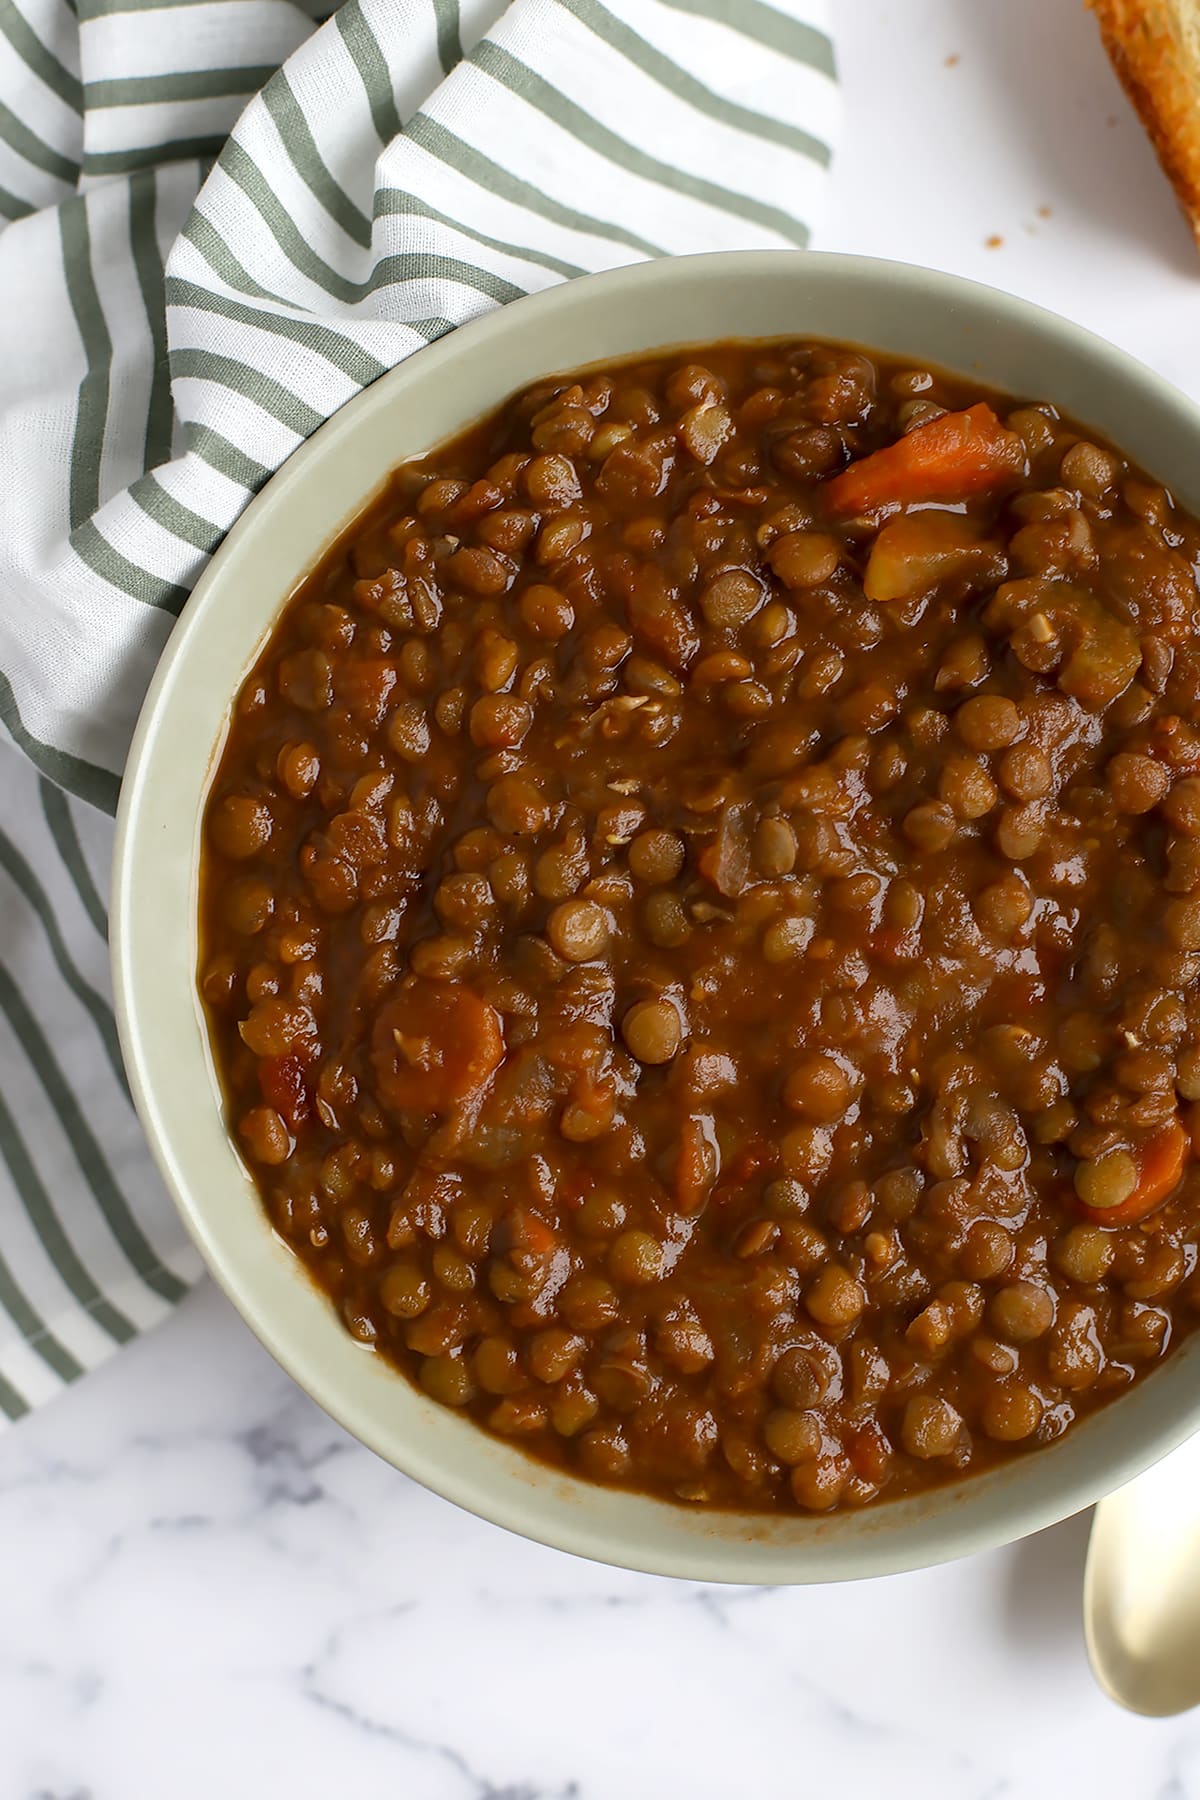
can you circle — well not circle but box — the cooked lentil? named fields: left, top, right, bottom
left=200, top=338, right=1200, bottom=1513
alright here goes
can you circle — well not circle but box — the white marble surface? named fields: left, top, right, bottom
left=8, top=2, right=1200, bottom=1793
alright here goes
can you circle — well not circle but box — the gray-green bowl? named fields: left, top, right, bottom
left=112, top=250, right=1200, bottom=1583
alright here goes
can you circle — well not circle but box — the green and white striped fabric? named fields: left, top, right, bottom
left=0, top=0, right=838, bottom=1419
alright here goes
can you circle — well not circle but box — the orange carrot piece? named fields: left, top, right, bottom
left=258, top=1053, right=310, bottom=1130
left=824, top=404, right=1026, bottom=517
left=502, top=1206, right=559, bottom=1263
left=866, top=924, right=919, bottom=967
left=1078, top=1117, right=1189, bottom=1226
left=372, top=979, right=504, bottom=1114
left=566, top=1068, right=615, bottom=1130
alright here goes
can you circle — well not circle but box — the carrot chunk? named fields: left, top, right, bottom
left=372, top=979, right=504, bottom=1114
left=258, top=1053, right=310, bottom=1130
left=824, top=404, right=1026, bottom=517
left=862, top=512, right=1006, bottom=602
left=1077, top=1117, right=1189, bottom=1227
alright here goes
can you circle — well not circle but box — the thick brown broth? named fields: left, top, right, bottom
left=199, top=338, right=1200, bottom=1512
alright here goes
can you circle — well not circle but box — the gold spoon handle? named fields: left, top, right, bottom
left=1085, top=1427, right=1200, bottom=1716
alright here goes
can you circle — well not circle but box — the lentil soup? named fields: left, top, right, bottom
left=199, top=338, right=1200, bottom=1514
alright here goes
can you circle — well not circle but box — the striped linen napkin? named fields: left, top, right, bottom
left=0, top=0, right=839, bottom=1421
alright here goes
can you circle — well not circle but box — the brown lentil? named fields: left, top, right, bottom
left=545, top=899, right=610, bottom=963
left=622, top=998, right=683, bottom=1065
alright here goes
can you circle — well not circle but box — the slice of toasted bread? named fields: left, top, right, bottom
left=1090, top=0, right=1200, bottom=247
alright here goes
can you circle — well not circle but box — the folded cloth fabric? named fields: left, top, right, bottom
left=0, top=0, right=838, bottom=1420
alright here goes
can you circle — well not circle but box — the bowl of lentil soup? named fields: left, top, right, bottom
left=114, top=251, right=1200, bottom=1581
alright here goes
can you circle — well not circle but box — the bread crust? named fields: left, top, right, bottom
left=1090, top=0, right=1200, bottom=248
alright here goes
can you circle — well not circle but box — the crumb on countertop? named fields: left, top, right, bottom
left=945, top=52, right=960, bottom=67
left=985, top=234, right=1004, bottom=249
left=1037, top=204, right=1052, bottom=219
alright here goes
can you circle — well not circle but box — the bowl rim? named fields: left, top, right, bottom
left=113, top=247, right=1200, bottom=1583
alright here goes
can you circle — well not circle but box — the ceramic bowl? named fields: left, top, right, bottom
left=112, top=249, right=1200, bottom=1582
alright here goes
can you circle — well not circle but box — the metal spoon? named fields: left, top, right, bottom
left=1084, top=1428, right=1200, bottom=1715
